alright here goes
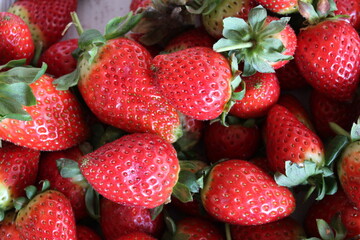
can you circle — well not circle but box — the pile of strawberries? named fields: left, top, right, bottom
left=0, top=0, right=360, bottom=239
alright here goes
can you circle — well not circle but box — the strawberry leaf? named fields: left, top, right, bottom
left=317, top=219, right=335, bottom=240
left=85, top=186, right=100, bottom=220
left=53, top=68, right=80, bottom=91
left=25, top=185, right=37, bottom=200
left=0, top=210, right=4, bottom=222
left=104, top=11, right=143, bottom=40
left=150, top=204, right=164, bottom=220
left=248, top=5, right=267, bottom=32
left=0, top=59, right=26, bottom=70
left=325, top=135, right=349, bottom=166
left=350, top=118, right=360, bottom=142
left=0, top=62, right=47, bottom=84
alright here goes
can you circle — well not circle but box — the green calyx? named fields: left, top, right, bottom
left=185, top=0, right=221, bottom=15
left=0, top=59, right=47, bottom=122
left=304, top=214, right=347, bottom=240
left=213, top=5, right=292, bottom=76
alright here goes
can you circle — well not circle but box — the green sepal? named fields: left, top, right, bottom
left=85, top=186, right=100, bottom=220
left=248, top=5, right=267, bottom=33
left=178, top=170, right=200, bottom=193
left=298, top=1, right=320, bottom=24
left=172, top=182, right=193, bottom=203
left=258, top=17, right=290, bottom=38
left=0, top=209, right=4, bottom=221
left=304, top=215, right=347, bottom=240
left=104, top=11, right=143, bottom=40
left=25, top=185, right=37, bottom=200
left=196, top=165, right=212, bottom=189
left=329, top=122, right=351, bottom=139
left=325, top=135, right=349, bottom=166
left=165, top=215, right=177, bottom=235
left=40, top=180, right=51, bottom=192
left=331, top=214, right=347, bottom=240
left=186, top=0, right=221, bottom=15
left=0, top=59, right=26, bottom=70
left=150, top=204, right=164, bottom=220
left=53, top=68, right=80, bottom=91
left=56, top=158, right=85, bottom=182
left=0, top=62, right=47, bottom=84
left=317, top=219, right=335, bottom=240
left=13, top=197, right=27, bottom=211
left=90, top=124, right=128, bottom=150
left=78, top=29, right=106, bottom=64
left=350, top=118, right=360, bottom=142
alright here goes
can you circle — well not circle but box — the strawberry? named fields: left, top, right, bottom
left=8, top=0, right=77, bottom=50
left=201, top=159, right=296, bottom=225
left=37, top=146, right=88, bottom=220
left=0, top=12, right=34, bottom=65
left=214, top=6, right=297, bottom=76
left=0, top=142, right=40, bottom=214
left=115, top=232, right=156, bottom=240
left=163, top=27, right=215, bottom=53
left=204, top=118, right=261, bottom=162
left=130, top=0, right=152, bottom=12
left=0, top=74, right=89, bottom=151
left=100, top=198, right=164, bottom=240
left=255, top=0, right=311, bottom=14
left=229, top=72, right=280, bottom=119
left=80, top=133, right=180, bottom=208
left=231, top=217, right=305, bottom=240
left=152, top=47, right=232, bottom=120
left=334, top=0, right=360, bottom=30
left=305, top=189, right=360, bottom=239
left=38, top=39, right=78, bottom=78
left=295, top=1, right=360, bottom=102
left=77, top=225, right=101, bottom=240
left=0, top=212, right=21, bottom=240
left=202, top=0, right=256, bottom=39
left=275, top=59, right=309, bottom=90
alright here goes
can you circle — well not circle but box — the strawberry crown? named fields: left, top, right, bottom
left=213, top=5, right=292, bottom=76
left=0, top=59, right=47, bottom=121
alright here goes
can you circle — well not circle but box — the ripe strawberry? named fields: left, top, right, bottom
left=256, top=0, right=311, bottom=14
left=204, top=119, right=261, bottom=163
left=0, top=212, right=21, bottom=240
left=334, top=0, right=360, bottom=30
left=310, top=90, right=358, bottom=139
left=231, top=217, right=305, bottom=240
left=305, top=189, right=360, bottom=239
left=201, top=159, right=296, bottom=225
left=15, top=190, right=77, bottom=240
left=115, top=232, right=156, bottom=240
left=0, top=12, right=34, bottom=65
left=100, top=198, right=164, bottom=240
left=37, top=146, right=87, bottom=220
left=80, top=133, right=180, bottom=208
left=38, top=39, right=78, bottom=78
left=295, top=3, right=360, bottom=101
left=229, top=72, right=280, bottom=119
left=130, top=0, right=152, bottom=12
left=202, top=0, right=256, bottom=39
left=8, top=0, right=77, bottom=50
left=265, top=104, right=324, bottom=174
left=163, top=27, right=215, bottom=53
left=0, top=74, right=89, bottom=151
left=275, top=60, right=309, bottom=90
left=152, top=47, right=232, bottom=120
left=77, top=225, right=101, bottom=240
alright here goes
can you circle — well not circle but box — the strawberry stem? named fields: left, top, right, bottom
left=70, top=11, right=84, bottom=36
left=215, top=42, right=253, bottom=52
left=225, top=223, right=232, bottom=240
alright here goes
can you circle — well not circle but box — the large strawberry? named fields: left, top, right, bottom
left=0, top=12, right=34, bottom=65
left=80, top=133, right=180, bottom=208
left=295, top=0, right=360, bottom=101
left=0, top=142, right=40, bottom=215
left=201, top=159, right=296, bottom=225
left=8, top=0, right=77, bottom=50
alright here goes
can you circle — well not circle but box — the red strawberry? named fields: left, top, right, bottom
left=231, top=217, right=305, bottom=240
left=38, top=39, right=78, bottom=78
left=265, top=104, right=324, bottom=174
left=130, top=0, right=152, bottom=12
left=204, top=119, right=261, bottom=163
left=0, top=142, right=40, bottom=211
left=8, top=0, right=77, bottom=50
left=305, top=189, right=360, bottom=239
left=76, top=225, right=101, bottom=240
left=37, top=146, right=87, bottom=220
left=275, top=59, right=309, bottom=90
left=0, top=212, right=21, bottom=240
left=80, top=133, right=180, bottom=208
left=256, top=0, right=310, bottom=14
left=163, top=27, right=215, bottom=53
left=115, top=232, right=156, bottom=240
left=334, top=0, right=360, bottom=30
left=229, top=72, right=280, bottom=119
left=295, top=3, right=360, bottom=102
left=15, top=190, right=77, bottom=240
left=201, top=159, right=296, bottom=225
left=100, top=198, right=164, bottom=240
left=0, top=74, right=89, bottom=151
left=152, top=47, right=232, bottom=120
left=0, top=12, right=34, bottom=65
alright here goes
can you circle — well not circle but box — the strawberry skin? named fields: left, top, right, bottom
left=38, top=39, right=78, bottom=78
left=276, top=60, right=308, bottom=90
left=174, top=217, right=224, bottom=240
left=116, top=232, right=156, bottom=240
left=201, top=159, right=296, bottom=225
left=0, top=142, right=40, bottom=211
left=256, top=0, right=310, bottom=14
left=8, top=0, right=77, bottom=49
left=80, top=133, right=180, bottom=208
left=152, top=47, right=232, bottom=120
left=0, top=74, right=89, bottom=151
left=100, top=198, right=164, bottom=240
left=0, top=212, right=21, bottom=240
left=77, top=225, right=101, bottom=240
left=78, top=37, right=182, bottom=143
left=0, top=12, right=34, bottom=65
left=334, top=0, right=360, bottom=30
left=130, top=0, right=152, bottom=12
left=295, top=20, right=360, bottom=101
left=230, top=72, right=280, bottom=119
left=266, top=105, right=325, bottom=173
left=15, top=190, right=77, bottom=240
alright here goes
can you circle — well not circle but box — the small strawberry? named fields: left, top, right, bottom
left=231, top=217, right=305, bottom=240
left=8, top=0, right=77, bottom=50
left=0, top=212, right=21, bottom=240
left=0, top=142, right=40, bottom=214
left=0, top=12, right=34, bottom=65
left=229, top=72, right=280, bottom=119
left=38, top=39, right=78, bottom=78
left=204, top=117, right=261, bottom=162
left=152, top=47, right=232, bottom=120
left=80, top=133, right=180, bottom=208
left=295, top=1, right=360, bottom=101
left=100, top=198, right=164, bottom=240
left=76, top=225, right=101, bottom=240
left=334, top=0, right=360, bottom=30
left=115, top=232, right=156, bottom=240
left=275, top=59, right=309, bottom=90
left=201, top=159, right=296, bottom=225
